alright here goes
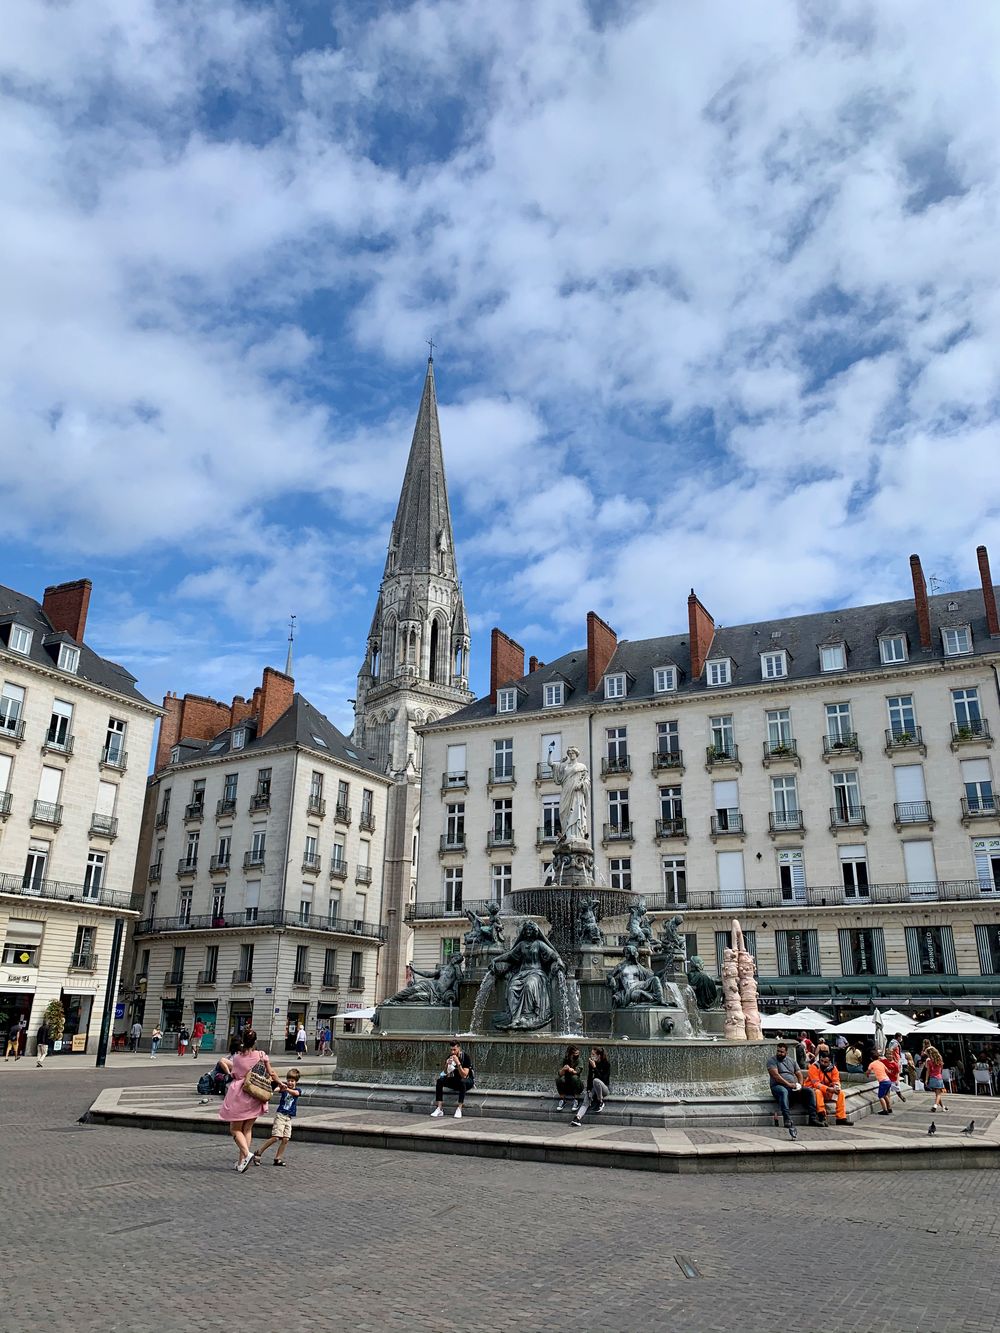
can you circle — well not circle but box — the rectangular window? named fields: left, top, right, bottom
left=608, top=857, right=632, bottom=890
left=309, top=771, right=323, bottom=801
left=71, top=925, right=96, bottom=968
left=204, top=945, right=218, bottom=984
left=760, top=651, right=786, bottom=679
left=831, top=770, right=862, bottom=821
left=212, top=885, right=226, bottom=918
left=361, top=788, right=374, bottom=822
left=716, top=850, right=746, bottom=906
left=294, top=944, right=309, bottom=982
left=493, top=738, right=514, bottom=779
left=606, top=726, right=628, bottom=763
left=539, top=733, right=561, bottom=780
left=47, top=699, right=73, bottom=750
left=706, top=659, right=730, bottom=686
left=441, top=937, right=462, bottom=963
left=838, top=928, right=886, bottom=976
left=57, top=643, right=80, bottom=673
left=709, top=715, right=734, bottom=756
left=9, top=624, right=32, bottom=654
left=104, top=718, right=127, bottom=766
left=604, top=673, right=626, bottom=699
left=250, top=829, right=266, bottom=860
left=653, top=666, right=677, bottom=693
left=776, top=929, right=819, bottom=976
left=177, top=889, right=193, bottom=924
left=497, top=688, right=517, bottom=714
left=659, top=785, right=683, bottom=820
left=231, top=728, right=246, bottom=751
left=184, top=831, right=199, bottom=866
left=943, top=626, right=972, bottom=656
left=656, top=720, right=679, bottom=755
left=83, top=850, right=106, bottom=901
left=887, top=695, right=917, bottom=738
left=304, top=833, right=318, bottom=862
left=712, top=778, right=739, bottom=830
left=820, top=643, right=846, bottom=672
left=766, top=709, right=792, bottom=746
left=975, top=923, right=1000, bottom=974
left=662, top=857, right=687, bottom=905
left=952, top=688, right=982, bottom=728
left=223, top=772, right=239, bottom=802
left=328, top=892, right=340, bottom=925
left=608, top=788, right=630, bottom=831
left=331, top=838, right=345, bottom=869
left=323, top=947, right=337, bottom=984
left=777, top=848, right=806, bottom=902
left=444, top=867, right=463, bottom=912
left=492, top=797, right=513, bottom=841
left=445, top=803, right=465, bottom=846
left=445, top=745, right=467, bottom=783
left=190, top=778, right=206, bottom=811
left=880, top=635, right=907, bottom=664
left=257, top=768, right=273, bottom=798
left=962, top=759, right=995, bottom=814
left=0, top=682, right=25, bottom=734
left=905, top=925, right=957, bottom=976
left=543, top=682, right=564, bottom=707
left=839, top=844, right=870, bottom=898
left=825, top=702, right=852, bottom=741
left=541, top=794, right=561, bottom=840
left=238, top=943, right=254, bottom=982
left=770, top=775, right=799, bottom=817
left=490, top=863, right=511, bottom=902
left=244, top=881, right=260, bottom=924
left=22, top=841, right=48, bottom=890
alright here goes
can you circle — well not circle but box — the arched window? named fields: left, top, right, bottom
left=429, top=618, right=440, bottom=683
left=370, top=641, right=380, bottom=680
left=385, top=618, right=397, bottom=672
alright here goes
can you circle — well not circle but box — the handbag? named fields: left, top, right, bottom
left=242, top=1057, right=272, bottom=1102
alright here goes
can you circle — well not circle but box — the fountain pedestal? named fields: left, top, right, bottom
left=611, top=1007, right=681, bottom=1040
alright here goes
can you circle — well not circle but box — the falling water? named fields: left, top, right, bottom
left=553, top=970, right=584, bottom=1035
left=469, top=971, right=496, bottom=1033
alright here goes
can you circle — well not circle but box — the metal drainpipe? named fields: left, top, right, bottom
left=587, top=710, right=596, bottom=856
left=268, top=749, right=299, bottom=1054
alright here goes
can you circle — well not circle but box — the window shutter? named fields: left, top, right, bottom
left=975, top=924, right=994, bottom=975
left=806, top=930, right=820, bottom=976
left=684, top=932, right=698, bottom=962
left=872, top=929, right=887, bottom=975
left=904, top=927, right=921, bottom=976
left=838, top=929, right=853, bottom=976
left=776, top=931, right=790, bottom=977
left=714, top=931, right=727, bottom=976
left=940, top=926, right=957, bottom=975
left=974, top=848, right=995, bottom=888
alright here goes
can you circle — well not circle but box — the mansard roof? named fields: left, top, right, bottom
left=388, top=358, right=456, bottom=576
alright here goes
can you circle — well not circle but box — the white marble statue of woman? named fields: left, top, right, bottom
left=550, top=744, right=590, bottom=843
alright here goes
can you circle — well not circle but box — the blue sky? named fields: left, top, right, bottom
left=2, top=0, right=999, bottom=732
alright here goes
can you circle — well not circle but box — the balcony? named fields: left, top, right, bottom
left=359, top=811, right=376, bottom=832
left=405, top=898, right=491, bottom=922
left=0, top=871, right=135, bottom=912
left=884, top=726, right=926, bottom=757
left=536, top=826, right=560, bottom=847
left=302, top=853, right=322, bottom=875
left=535, top=762, right=557, bottom=783
left=249, top=792, right=271, bottom=813
left=961, top=796, right=999, bottom=824
left=334, top=803, right=352, bottom=825
left=951, top=719, right=993, bottom=750
left=347, top=974, right=365, bottom=991
left=710, top=809, right=745, bottom=839
left=601, top=754, right=632, bottom=777
left=601, top=822, right=634, bottom=845
left=439, top=833, right=466, bottom=855
left=0, top=790, right=10, bottom=820
left=440, top=772, right=468, bottom=794
left=651, top=749, right=684, bottom=776
left=209, top=854, right=231, bottom=874
left=31, top=800, right=63, bottom=827
left=196, top=970, right=217, bottom=987
left=164, top=969, right=184, bottom=988
left=292, top=971, right=311, bottom=988
left=487, top=829, right=515, bottom=851
left=41, top=733, right=74, bottom=758
left=177, top=857, right=198, bottom=877
left=184, top=801, right=205, bottom=823
left=100, top=745, right=127, bottom=773
left=0, top=719, right=26, bottom=745
left=133, top=908, right=388, bottom=942
left=232, top=969, right=253, bottom=986
left=216, top=798, right=237, bottom=819
left=329, top=859, right=348, bottom=881
left=655, top=817, right=687, bottom=841
left=69, top=951, right=98, bottom=973
left=894, top=801, right=934, bottom=830
left=355, top=865, right=373, bottom=884
left=89, top=813, right=118, bottom=840
left=321, top=972, right=340, bottom=990
left=829, top=804, right=868, bottom=832
left=705, top=743, right=740, bottom=772
left=307, top=795, right=326, bottom=817
left=243, top=850, right=265, bottom=871
left=645, top=878, right=1000, bottom=913
left=155, top=808, right=169, bottom=830
left=147, top=862, right=162, bottom=883
left=823, top=733, right=861, bottom=761
left=768, top=810, right=804, bottom=836
left=762, top=739, right=799, bottom=767
left=487, top=768, right=516, bottom=792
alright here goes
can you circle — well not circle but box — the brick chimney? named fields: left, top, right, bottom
left=977, top=545, right=1000, bottom=638
left=586, top=612, right=618, bottom=692
left=229, top=694, right=254, bottom=728
left=688, top=590, right=715, bottom=680
left=154, top=691, right=233, bottom=771
left=155, top=692, right=182, bottom=771
left=489, top=628, right=525, bottom=705
left=910, top=554, right=932, bottom=649
left=42, top=579, right=92, bottom=642
left=258, top=666, right=295, bottom=736
left=528, top=655, right=539, bottom=673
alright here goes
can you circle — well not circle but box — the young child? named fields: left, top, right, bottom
left=253, top=1069, right=301, bottom=1166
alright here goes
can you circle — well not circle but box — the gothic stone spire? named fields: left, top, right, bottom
left=387, top=356, right=456, bottom=578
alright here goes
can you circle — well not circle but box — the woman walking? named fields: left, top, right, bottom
left=555, top=1045, right=584, bottom=1112
left=218, top=1028, right=281, bottom=1172
left=924, top=1044, right=947, bottom=1112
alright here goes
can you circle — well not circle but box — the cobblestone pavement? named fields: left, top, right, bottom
left=3, top=1061, right=1000, bottom=1333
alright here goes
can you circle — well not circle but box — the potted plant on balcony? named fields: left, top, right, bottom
left=43, top=999, right=65, bottom=1051
left=893, top=731, right=914, bottom=745
left=770, top=743, right=792, bottom=757
left=956, top=725, right=974, bottom=741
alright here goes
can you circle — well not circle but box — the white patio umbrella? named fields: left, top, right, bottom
left=786, top=1007, right=832, bottom=1030
left=911, top=1009, right=1000, bottom=1036
left=759, top=1012, right=793, bottom=1031
left=825, top=1010, right=917, bottom=1036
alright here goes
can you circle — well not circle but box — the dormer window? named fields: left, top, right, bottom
left=943, top=626, right=972, bottom=656
left=706, top=658, right=731, bottom=687
left=604, top=673, right=626, bottom=700
left=760, top=651, right=787, bottom=680
left=170, top=745, right=181, bottom=764
left=879, top=635, right=907, bottom=665
left=497, top=688, right=517, bottom=714
left=8, top=624, right=32, bottom=655
left=820, top=642, right=846, bottom=672
left=543, top=682, right=564, bottom=708
left=653, top=666, right=677, bottom=693
left=231, top=728, right=246, bottom=751
left=57, top=644, right=80, bottom=674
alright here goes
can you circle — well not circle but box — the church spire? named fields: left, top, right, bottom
left=387, top=357, right=455, bottom=578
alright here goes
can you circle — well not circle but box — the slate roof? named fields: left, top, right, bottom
left=0, top=582, right=154, bottom=706
left=389, top=358, right=456, bottom=575
left=431, top=585, right=1000, bottom=726
left=173, top=692, right=387, bottom=778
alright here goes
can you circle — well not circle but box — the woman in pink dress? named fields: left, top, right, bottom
left=218, top=1029, right=280, bottom=1172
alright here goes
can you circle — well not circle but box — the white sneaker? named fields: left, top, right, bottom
left=556, top=1100, right=564, bottom=1111
left=430, top=1107, right=444, bottom=1118
left=571, top=1100, right=579, bottom=1112
left=237, top=1153, right=254, bottom=1173
left=454, top=1107, right=462, bottom=1119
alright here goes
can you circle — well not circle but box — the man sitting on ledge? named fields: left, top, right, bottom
left=803, top=1050, right=855, bottom=1126
left=430, top=1041, right=473, bottom=1120
left=767, top=1042, right=822, bottom=1136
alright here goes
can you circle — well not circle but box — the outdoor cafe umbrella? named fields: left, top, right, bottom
left=873, top=1007, right=885, bottom=1055
left=825, top=1010, right=917, bottom=1036
left=760, top=1012, right=793, bottom=1031
left=911, top=1010, right=1000, bottom=1036
left=785, top=1007, right=832, bottom=1030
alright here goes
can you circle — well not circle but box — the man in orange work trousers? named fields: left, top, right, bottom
left=803, top=1050, right=855, bottom=1126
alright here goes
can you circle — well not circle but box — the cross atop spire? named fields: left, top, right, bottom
left=388, top=357, right=455, bottom=577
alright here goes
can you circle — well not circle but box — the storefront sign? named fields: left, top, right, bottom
left=114, top=1003, right=126, bottom=1020
left=0, top=971, right=36, bottom=992
left=71, top=1034, right=86, bottom=1052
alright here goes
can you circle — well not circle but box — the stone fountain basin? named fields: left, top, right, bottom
left=333, top=1032, right=773, bottom=1099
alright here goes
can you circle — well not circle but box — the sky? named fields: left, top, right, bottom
left=2, top=0, right=999, bottom=734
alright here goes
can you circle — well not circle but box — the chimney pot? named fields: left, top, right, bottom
left=489, top=629, right=525, bottom=704
left=910, top=554, right=932, bottom=649
left=687, top=591, right=716, bottom=680
left=977, top=545, right=1000, bottom=637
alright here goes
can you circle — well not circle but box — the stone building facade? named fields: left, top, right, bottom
left=410, top=547, right=1000, bottom=1019
left=128, top=669, right=391, bottom=1052
left=0, top=579, right=159, bottom=1053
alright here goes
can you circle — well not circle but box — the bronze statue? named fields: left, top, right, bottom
left=382, top=953, right=464, bottom=1006
left=463, top=900, right=506, bottom=949
left=608, top=942, right=665, bottom=1008
left=656, top=913, right=686, bottom=971
left=578, top=895, right=604, bottom=946
left=625, top=898, right=655, bottom=950
left=686, top=955, right=719, bottom=1010
left=488, top=920, right=566, bottom=1031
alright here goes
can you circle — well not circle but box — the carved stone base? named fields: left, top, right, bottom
left=611, top=1006, right=684, bottom=1041
left=577, top=946, right=607, bottom=981
left=549, top=837, right=595, bottom=887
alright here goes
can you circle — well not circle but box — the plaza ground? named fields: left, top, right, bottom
left=3, top=1058, right=1000, bottom=1333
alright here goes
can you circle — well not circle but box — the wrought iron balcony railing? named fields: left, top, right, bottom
left=829, top=804, right=867, bottom=829
left=321, top=972, right=340, bottom=990
left=100, top=746, right=127, bottom=772
left=962, top=796, right=998, bottom=821
left=243, top=850, right=265, bottom=870
left=952, top=719, right=992, bottom=745
left=355, top=865, right=373, bottom=884
left=334, top=803, right=352, bottom=824
left=601, top=755, right=632, bottom=776
left=329, top=860, right=348, bottom=880
left=894, top=801, right=934, bottom=826
left=439, top=833, right=466, bottom=854
left=307, top=795, right=326, bottom=817
left=249, top=792, right=271, bottom=813
left=89, top=813, right=118, bottom=839
left=216, top=798, right=237, bottom=818
left=651, top=749, right=684, bottom=772
left=69, top=952, right=97, bottom=972
left=823, top=733, right=861, bottom=758
left=884, top=726, right=925, bottom=755
left=711, top=809, right=745, bottom=836
left=42, top=733, right=74, bottom=756
left=209, top=854, right=231, bottom=873
left=177, top=857, right=198, bottom=876
left=769, top=810, right=804, bottom=833
left=602, top=822, right=633, bottom=843
left=31, top=800, right=62, bottom=827
left=302, top=853, right=322, bottom=874
left=134, top=910, right=387, bottom=941
left=359, top=812, right=376, bottom=832
left=147, top=862, right=162, bottom=883
left=0, top=719, right=26, bottom=743
left=655, top=817, right=687, bottom=839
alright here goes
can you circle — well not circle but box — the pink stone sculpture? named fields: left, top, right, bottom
left=722, top=940, right=746, bottom=1040
left=733, top=918, right=763, bottom=1040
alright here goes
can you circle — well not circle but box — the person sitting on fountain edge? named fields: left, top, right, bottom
left=430, top=1041, right=473, bottom=1120
left=802, top=1049, right=854, bottom=1126
left=767, top=1042, right=821, bottom=1136
left=555, top=1045, right=584, bottom=1113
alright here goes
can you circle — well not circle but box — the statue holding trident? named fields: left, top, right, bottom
left=550, top=744, right=590, bottom=844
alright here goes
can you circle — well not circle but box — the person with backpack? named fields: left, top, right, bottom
left=177, top=1024, right=190, bottom=1056
left=430, top=1041, right=473, bottom=1119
